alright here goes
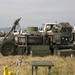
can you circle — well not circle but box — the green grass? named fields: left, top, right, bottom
left=0, top=54, right=75, bottom=75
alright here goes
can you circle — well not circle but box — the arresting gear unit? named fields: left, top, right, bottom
left=0, top=18, right=75, bottom=56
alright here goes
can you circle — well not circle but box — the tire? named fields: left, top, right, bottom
left=0, top=40, right=16, bottom=56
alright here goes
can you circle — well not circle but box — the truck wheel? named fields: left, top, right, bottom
left=0, top=40, right=16, bottom=56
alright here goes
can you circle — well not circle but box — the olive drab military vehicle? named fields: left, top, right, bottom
left=0, top=18, right=75, bottom=56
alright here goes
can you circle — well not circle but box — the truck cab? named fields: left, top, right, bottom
left=40, top=23, right=56, bottom=32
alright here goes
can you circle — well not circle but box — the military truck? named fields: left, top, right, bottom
left=0, top=18, right=75, bottom=56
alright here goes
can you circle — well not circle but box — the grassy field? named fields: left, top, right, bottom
left=0, top=54, right=75, bottom=75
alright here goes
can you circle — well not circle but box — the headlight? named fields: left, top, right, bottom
left=65, top=38, right=68, bottom=41
left=73, top=42, right=75, bottom=45
left=62, top=37, right=64, bottom=40
left=15, top=36, right=18, bottom=42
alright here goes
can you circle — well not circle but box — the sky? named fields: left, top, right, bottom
left=0, top=0, right=75, bottom=28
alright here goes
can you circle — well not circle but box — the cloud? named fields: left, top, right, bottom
left=0, top=0, right=75, bottom=28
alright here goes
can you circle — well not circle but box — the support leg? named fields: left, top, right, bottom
left=35, top=66, right=38, bottom=75
left=32, top=66, right=33, bottom=75
left=48, top=66, right=51, bottom=75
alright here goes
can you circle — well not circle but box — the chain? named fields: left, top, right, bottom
left=0, top=50, right=31, bottom=75
left=8, top=50, right=30, bottom=67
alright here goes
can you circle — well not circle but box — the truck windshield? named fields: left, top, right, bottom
left=44, top=24, right=55, bottom=31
